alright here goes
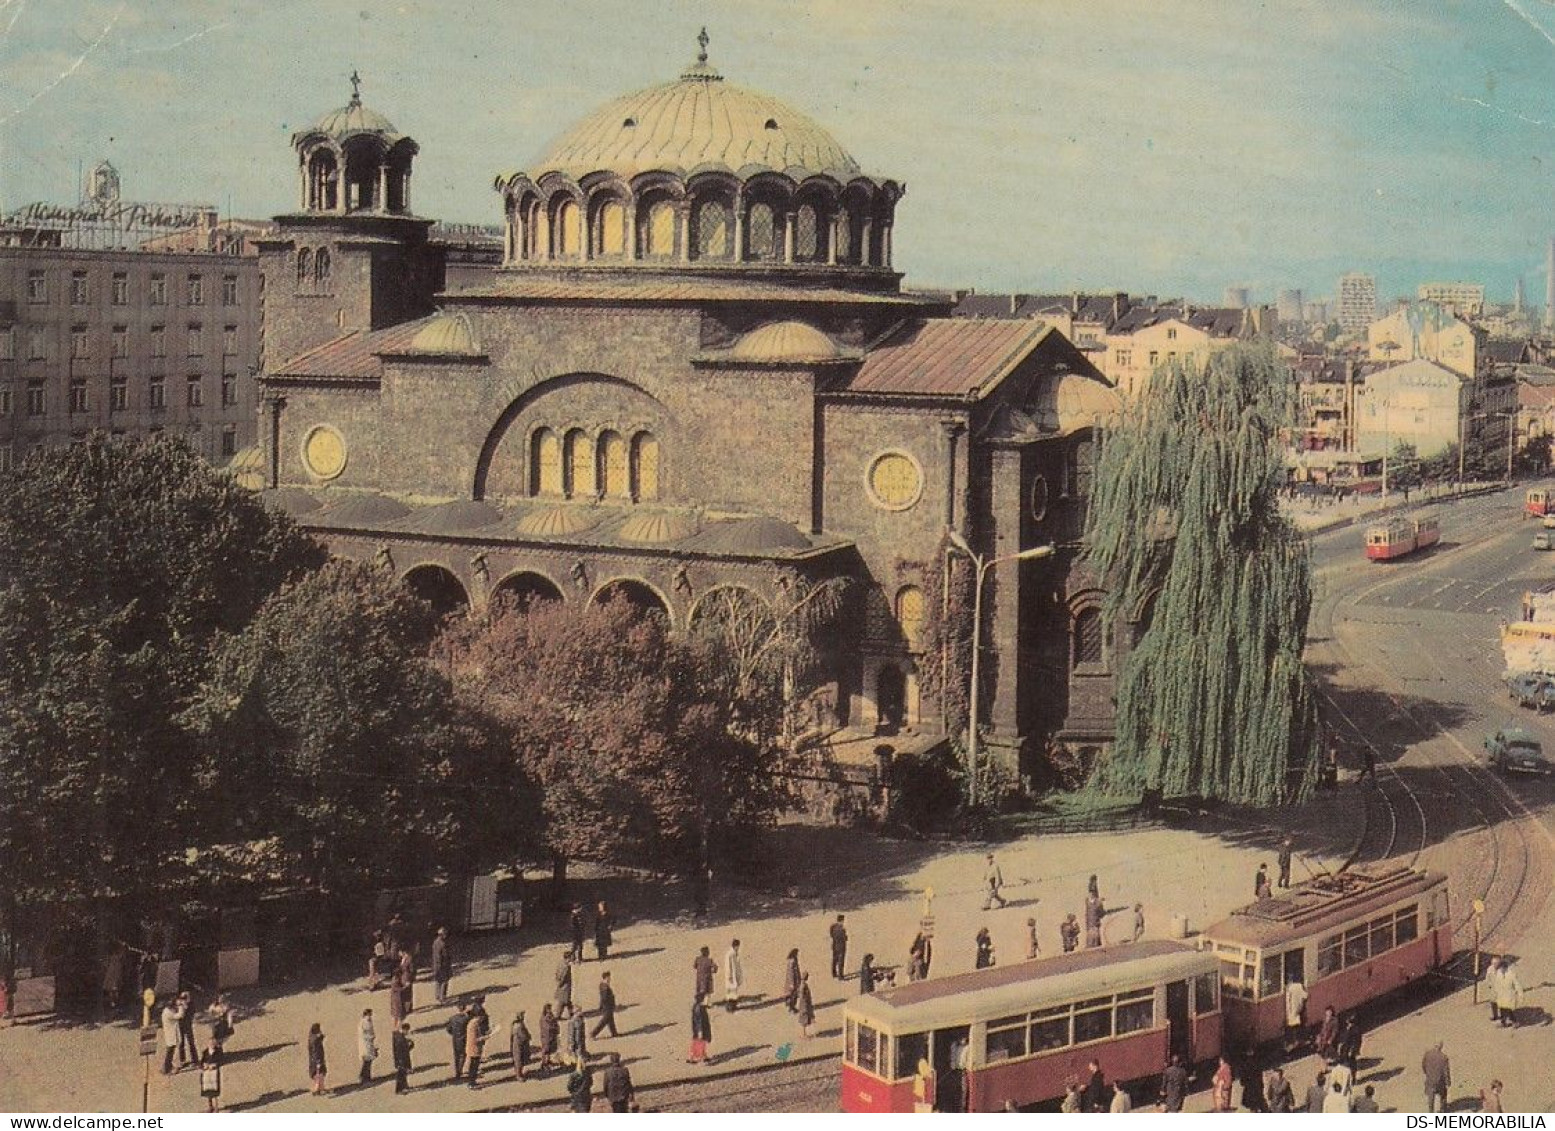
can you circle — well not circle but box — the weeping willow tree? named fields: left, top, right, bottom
left=1084, top=342, right=1320, bottom=805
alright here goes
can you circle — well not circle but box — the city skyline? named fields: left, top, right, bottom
left=4, top=1, right=1555, bottom=303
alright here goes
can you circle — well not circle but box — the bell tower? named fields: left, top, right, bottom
left=259, top=74, right=446, bottom=367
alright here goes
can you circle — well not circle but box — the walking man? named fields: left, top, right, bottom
left=982, top=853, right=1007, bottom=910
left=1422, top=1041, right=1451, bottom=1113
left=566, top=1003, right=589, bottom=1066
left=590, top=972, right=619, bottom=1039
left=692, top=945, right=718, bottom=1001
left=1060, top=912, right=1080, bottom=953
left=723, top=939, right=744, bottom=1011
left=1277, top=837, right=1293, bottom=888
left=431, top=927, right=451, bottom=1004
left=554, top=950, right=574, bottom=1013
left=829, top=914, right=848, bottom=980
left=1496, top=957, right=1523, bottom=1027
left=593, top=902, right=613, bottom=963
left=569, top=905, right=586, bottom=963
left=1083, top=892, right=1105, bottom=948
left=601, top=1052, right=634, bottom=1113
left=1283, top=975, right=1307, bottom=1053
left=160, top=996, right=182, bottom=1075
left=176, top=992, right=198, bottom=1067
left=446, top=1002, right=470, bottom=1082
left=1131, top=903, right=1145, bottom=943
left=392, top=1021, right=413, bottom=1094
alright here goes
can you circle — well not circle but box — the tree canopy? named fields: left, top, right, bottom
left=1084, top=344, right=1320, bottom=804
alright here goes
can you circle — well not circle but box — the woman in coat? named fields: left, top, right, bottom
left=387, top=970, right=406, bottom=1029
left=306, top=1022, right=327, bottom=1095
left=687, top=992, right=713, bottom=1064
left=398, top=949, right=415, bottom=1016
left=1211, top=1057, right=1234, bottom=1113
left=198, top=1041, right=222, bottom=1112
left=1496, top=959, right=1523, bottom=1027
left=511, top=1011, right=532, bottom=1081
left=796, top=972, right=815, bottom=1038
left=356, top=1008, right=378, bottom=1083
left=537, top=1003, right=560, bottom=1073
left=783, top=948, right=801, bottom=1013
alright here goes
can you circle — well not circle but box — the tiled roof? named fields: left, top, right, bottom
left=843, top=318, right=1053, bottom=398
left=1487, top=338, right=1531, bottom=364
left=454, top=276, right=926, bottom=307
left=270, top=319, right=432, bottom=379
left=1520, top=383, right=1555, bottom=409
left=951, top=292, right=1125, bottom=325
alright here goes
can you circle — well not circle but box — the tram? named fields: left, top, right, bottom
left=1527, top=487, right=1552, bottom=518
left=840, top=940, right=1221, bottom=1113
left=1364, top=513, right=1439, bottom=561
left=1197, top=865, right=1452, bottom=1050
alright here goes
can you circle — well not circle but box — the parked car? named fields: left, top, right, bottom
left=1485, top=727, right=1552, bottom=775
left=1535, top=530, right=1554, bottom=551
left=1506, top=672, right=1555, bottom=711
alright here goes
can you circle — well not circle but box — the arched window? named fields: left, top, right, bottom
left=599, top=430, right=629, bottom=498
left=895, top=585, right=927, bottom=649
left=530, top=427, right=562, bottom=496
left=296, top=247, right=313, bottom=288
left=314, top=248, right=331, bottom=286
left=523, top=199, right=542, bottom=259
left=597, top=199, right=626, bottom=258
left=1073, top=607, right=1106, bottom=668
left=564, top=428, right=595, bottom=498
left=554, top=199, right=581, bottom=258
left=694, top=199, right=732, bottom=260
left=747, top=202, right=777, bottom=261
left=795, top=205, right=820, bottom=261
left=642, top=200, right=676, bottom=259
left=835, top=211, right=854, bottom=264
left=632, top=431, right=660, bottom=500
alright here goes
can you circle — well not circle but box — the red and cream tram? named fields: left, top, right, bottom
left=1364, top=513, right=1440, bottom=561
left=1528, top=487, right=1552, bottom=518
left=840, top=940, right=1221, bottom=1113
left=1198, top=865, right=1451, bottom=1049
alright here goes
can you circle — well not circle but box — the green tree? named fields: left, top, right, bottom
left=1084, top=344, right=1320, bottom=804
left=1386, top=440, right=1422, bottom=493
left=0, top=436, right=322, bottom=998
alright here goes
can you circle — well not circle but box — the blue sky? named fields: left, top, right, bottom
left=4, top=0, right=1555, bottom=305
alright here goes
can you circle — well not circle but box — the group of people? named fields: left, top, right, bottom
left=159, top=990, right=233, bottom=1112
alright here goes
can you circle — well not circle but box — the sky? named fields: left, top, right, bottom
left=4, top=0, right=1555, bottom=305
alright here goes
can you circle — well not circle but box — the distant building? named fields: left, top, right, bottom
left=1338, top=272, right=1376, bottom=333
left=1100, top=303, right=1276, bottom=398
left=1415, top=281, right=1485, bottom=319
left=1353, top=359, right=1469, bottom=459
left=949, top=291, right=1132, bottom=353
left=1366, top=302, right=1480, bottom=377
left=1276, top=288, right=1304, bottom=323
left=1223, top=286, right=1249, bottom=309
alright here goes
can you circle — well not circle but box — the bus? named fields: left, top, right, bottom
left=1197, top=865, right=1451, bottom=1050
left=840, top=940, right=1221, bottom=1112
left=1364, top=513, right=1439, bottom=561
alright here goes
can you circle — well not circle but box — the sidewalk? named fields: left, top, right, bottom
left=0, top=786, right=1368, bottom=1114
left=1287, top=480, right=1508, bottom=537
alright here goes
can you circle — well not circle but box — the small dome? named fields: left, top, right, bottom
left=313, top=492, right=412, bottom=526
left=260, top=486, right=322, bottom=516
left=402, top=500, right=503, bottom=534
left=516, top=506, right=599, bottom=537
left=730, top=321, right=842, bottom=363
left=619, top=511, right=698, bottom=544
left=226, top=445, right=266, bottom=492
left=698, top=516, right=811, bottom=553
left=308, top=98, right=402, bottom=142
left=407, top=313, right=480, bottom=355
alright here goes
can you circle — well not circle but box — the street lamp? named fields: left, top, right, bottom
left=945, top=530, right=1054, bottom=808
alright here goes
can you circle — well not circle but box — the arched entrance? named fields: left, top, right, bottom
left=876, top=663, right=906, bottom=734
left=491, top=571, right=564, bottom=612
left=403, top=564, right=470, bottom=622
left=593, top=578, right=671, bottom=622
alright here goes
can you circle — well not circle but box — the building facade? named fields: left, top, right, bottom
left=1337, top=272, right=1376, bottom=334
left=1366, top=302, right=1480, bottom=376
left=1416, top=281, right=1485, bottom=319
left=255, top=52, right=1124, bottom=778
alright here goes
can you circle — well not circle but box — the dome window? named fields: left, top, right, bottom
left=764, top=118, right=779, bottom=130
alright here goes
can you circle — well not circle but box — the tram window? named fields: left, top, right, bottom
left=1115, top=992, right=1155, bottom=1035
left=1369, top=917, right=1395, bottom=956
left=856, top=1024, right=880, bottom=1075
left=986, top=1015, right=1027, bottom=1063
left=845, top=1019, right=857, bottom=1064
left=1259, top=955, right=1282, bottom=998
left=1220, top=959, right=1252, bottom=999
left=1074, top=1003, right=1113, bottom=1044
left=1343, top=927, right=1369, bottom=967
left=1029, top=1014, right=1070, bottom=1052
left=1193, top=973, right=1219, bottom=1015
left=1283, top=948, right=1306, bottom=986
left=1318, top=936, right=1342, bottom=978
left=1395, top=905, right=1419, bottom=945
left=895, top=1032, right=929, bottom=1081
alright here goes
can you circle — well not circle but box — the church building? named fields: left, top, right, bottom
left=255, top=40, right=1123, bottom=780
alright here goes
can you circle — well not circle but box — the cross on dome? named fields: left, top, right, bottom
left=697, top=27, right=709, bottom=63
left=349, top=69, right=362, bottom=105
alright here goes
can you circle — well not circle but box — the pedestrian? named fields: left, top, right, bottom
left=723, top=938, right=743, bottom=1011
left=693, top=944, right=718, bottom=1001
left=830, top=914, right=848, bottom=980
left=198, top=1041, right=222, bottom=1113
left=102, top=943, right=124, bottom=1013
left=307, top=1022, right=327, bottom=1095
left=1060, top=913, right=1080, bottom=954
left=554, top=949, right=574, bottom=1012
left=1087, top=873, right=1100, bottom=901
left=1353, top=1083, right=1380, bottom=1113
left=1109, top=1082, right=1132, bottom=1113
left=1486, top=955, right=1505, bottom=1023
left=392, top=1021, right=413, bottom=1094
left=1305, top=1069, right=1327, bottom=1113
left=565, top=1002, right=589, bottom=1067
left=160, top=997, right=181, bottom=1075
left=1266, top=1067, right=1295, bottom=1113
left=910, top=931, right=934, bottom=979
left=209, top=994, right=234, bottom=1053
left=601, top=1052, right=635, bottom=1113
left=431, top=926, right=452, bottom=1004
left=1481, top=1080, right=1505, bottom=1113
left=1130, top=904, right=1145, bottom=943
left=982, top=853, right=1007, bottom=910
left=383, top=912, right=406, bottom=961
left=1083, top=891, right=1104, bottom=948
left=176, top=991, right=198, bottom=1067
left=1025, top=918, right=1040, bottom=960
left=1082, top=1059, right=1107, bottom=1113
left=591, top=971, right=619, bottom=1038
left=594, top=901, right=613, bottom=962
left=1277, top=837, right=1293, bottom=888
left=1255, top=863, right=1272, bottom=901
left=446, top=1002, right=471, bottom=1081
left=796, top=972, right=815, bottom=1038
left=1160, top=1054, right=1188, bottom=1113
left=974, top=927, right=995, bottom=969
left=357, top=1008, right=378, bottom=1084
left=510, top=1011, right=532, bottom=1081
left=1338, top=1013, right=1362, bottom=1071
left=1283, top=976, right=1307, bottom=1052
left=783, top=947, right=801, bottom=1012
left=538, top=1003, right=560, bottom=1073
left=367, top=931, right=386, bottom=990
left=567, top=1059, right=595, bottom=1112
left=1323, top=1079, right=1352, bottom=1113
left=1060, top=1083, right=1082, bottom=1112
left=569, top=905, right=586, bottom=963
left=1315, top=1004, right=1339, bottom=1061
left=388, top=969, right=406, bottom=1029
left=688, top=992, right=713, bottom=1064
left=1359, top=743, right=1376, bottom=785
left=1211, top=1056, right=1233, bottom=1112
left=1328, top=1054, right=1353, bottom=1098
left=1240, top=1050, right=1267, bottom=1112
left=467, top=1008, right=495, bottom=1088
left=1496, top=957, right=1523, bottom=1027
left=859, top=952, right=879, bottom=995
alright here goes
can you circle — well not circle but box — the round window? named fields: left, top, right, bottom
left=1031, top=474, right=1050, bottom=521
left=302, top=424, right=347, bottom=480
left=866, top=451, right=923, bottom=511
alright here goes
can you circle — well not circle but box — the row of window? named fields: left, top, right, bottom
left=0, top=375, right=239, bottom=416
left=1317, top=904, right=1420, bottom=979
left=26, top=269, right=240, bottom=307
left=0, top=428, right=239, bottom=470
left=0, top=324, right=242, bottom=362
left=295, top=248, right=333, bottom=294
left=1215, top=903, right=1423, bottom=1001
left=529, top=427, right=661, bottom=501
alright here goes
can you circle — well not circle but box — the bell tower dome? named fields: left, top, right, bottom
left=291, top=70, right=419, bottom=215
